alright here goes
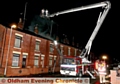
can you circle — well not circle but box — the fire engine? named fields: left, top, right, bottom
left=48, top=1, right=111, bottom=79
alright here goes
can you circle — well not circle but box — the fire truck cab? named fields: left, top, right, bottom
left=60, top=56, right=82, bottom=76
left=60, top=56, right=95, bottom=77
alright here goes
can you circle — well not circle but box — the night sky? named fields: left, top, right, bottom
left=0, top=0, right=119, bottom=63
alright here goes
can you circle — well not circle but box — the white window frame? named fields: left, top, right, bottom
left=54, top=56, right=57, bottom=60
left=35, top=40, right=41, bottom=51
left=34, top=56, right=39, bottom=67
left=12, top=53, right=20, bottom=67
left=49, top=55, right=53, bottom=66
left=60, top=45, right=64, bottom=55
left=74, top=49, right=77, bottom=56
left=22, top=53, right=28, bottom=68
left=41, top=54, right=45, bottom=68
left=68, top=47, right=71, bottom=55
left=49, top=43, right=54, bottom=53
left=14, top=35, right=22, bottom=48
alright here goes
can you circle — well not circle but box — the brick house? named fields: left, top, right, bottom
left=0, top=24, right=83, bottom=76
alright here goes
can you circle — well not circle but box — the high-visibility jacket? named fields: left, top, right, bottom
left=98, top=66, right=106, bottom=75
left=95, top=62, right=99, bottom=70
left=95, top=60, right=99, bottom=70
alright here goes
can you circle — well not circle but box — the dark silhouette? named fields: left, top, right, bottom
left=117, top=68, right=120, bottom=77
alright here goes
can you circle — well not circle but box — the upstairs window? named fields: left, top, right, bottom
left=68, top=48, right=71, bottom=55
left=49, top=43, right=54, bottom=53
left=60, top=46, right=64, bottom=55
left=74, top=49, right=77, bottom=56
left=35, top=41, right=40, bottom=51
left=14, top=35, right=22, bottom=48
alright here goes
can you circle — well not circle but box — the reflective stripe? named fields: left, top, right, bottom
left=99, top=72, right=106, bottom=74
left=95, top=63, right=98, bottom=69
left=98, top=67, right=106, bottom=71
left=98, top=67, right=106, bottom=75
left=99, top=71, right=106, bottom=74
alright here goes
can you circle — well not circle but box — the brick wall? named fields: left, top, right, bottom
left=0, top=25, right=6, bottom=67
left=0, top=67, right=4, bottom=76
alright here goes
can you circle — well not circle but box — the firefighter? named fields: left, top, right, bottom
left=98, top=61, right=107, bottom=83
left=94, top=60, right=100, bottom=76
left=95, top=60, right=100, bottom=70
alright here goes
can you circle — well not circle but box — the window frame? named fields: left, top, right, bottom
left=14, top=35, right=22, bottom=48
left=34, top=56, right=39, bottom=67
left=49, top=43, right=54, bottom=53
left=49, top=56, right=53, bottom=66
left=68, top=48, right=71, bottom=55
left=35, top=41, right=40, bottom=51
left=22, top=54, right=27, bottom=68
left=12, top=53, right=20, bottom=67
left=41, top=55, right=45, bottom=68
left=60, top=46, right=64, bottom=55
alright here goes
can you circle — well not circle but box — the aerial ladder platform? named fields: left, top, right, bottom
left=48, top=1, right=111, bottom=79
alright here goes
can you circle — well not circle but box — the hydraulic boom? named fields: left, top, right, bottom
left=49, top=1, right=111, bottom=62
left=49, top=1, right=111, bottom=73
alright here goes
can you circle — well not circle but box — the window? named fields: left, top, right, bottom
left=49, top=43, right=54, bottom=53
left=68, top=48, right=70, bottom=55
left=60, top=46, right=64, bottom=55
left=34, top=56, right=39, bottom=67
left=22, top=55, right=27, bottom=68
left=14, top=35, right=22, bottom=48
left=62, top=58, right=75, bottom=65
left=49, top=57, right=53, bottom=66
left=53, top=56, right=57, bottom=64
left=74, top=49, right=77, bottom=56
left=41, top=55, right=44, bottom=68
left=35, top=41, right=40, bottom=51
left=54, top=56, right=57, bottom=61
left=12, top=53, right=20, bottom=67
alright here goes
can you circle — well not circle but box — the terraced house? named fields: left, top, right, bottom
left=0, top=24, right=86, bottom=76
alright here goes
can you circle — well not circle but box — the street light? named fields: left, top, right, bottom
left=4, top=24, right=16, bottom=76
left=54, top=40, right=58, bottom=45
left=102, top=55, right=107, bottom=61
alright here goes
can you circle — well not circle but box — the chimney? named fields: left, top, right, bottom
left=56, top=36, right=59, bottom=41
left=34, top=24, right=38, bottom=34
left=45, top=10, right=48, bottom=17
left=40, top=9, right=45, bottom=17
left=18, top=18, right=23, bottom=30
